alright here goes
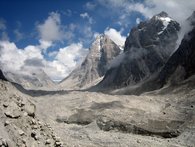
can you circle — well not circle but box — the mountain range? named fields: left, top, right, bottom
left=93, top=11, right=180, bottom=91
left=2, top=12, right=195, bottom=94
left=0, top=11, right=195, bottom=147
left=3, top=69, right=54, bottom=89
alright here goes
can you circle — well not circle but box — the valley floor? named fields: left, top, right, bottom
left=0, top=80, right=195, bottom=147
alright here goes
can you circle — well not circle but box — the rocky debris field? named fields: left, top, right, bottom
left=0, top=79, right=195, bottom=147
left=0, top=81, right=64, bottom=147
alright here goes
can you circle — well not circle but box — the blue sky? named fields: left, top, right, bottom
left=0, top=0, right=145, bottom=49
left=0, top=0, right=194, bottom=81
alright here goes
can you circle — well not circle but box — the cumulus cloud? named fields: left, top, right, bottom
left=43, top=43, right=88, bottom=81
left=104, top=28, right=126, bottom=46
left=0, top=40, right=88, bottom=81
left=0, top=11, right=91, bottom=82
left=56, top=43, right=87, bottom=68
left=37, top=12, right=64, bottom=44
left=24, top=58, right=44, bottom=67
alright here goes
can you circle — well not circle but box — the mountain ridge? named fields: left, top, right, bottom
left=93, top=11, right=180, bottom=91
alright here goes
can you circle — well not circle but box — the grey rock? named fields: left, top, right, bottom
left=4, top=101, right=21, bottom=119
left=3, top=69, right=54, bottom=89
left=64, top=109, right=95, bottom=125
left=18, top=129, right=25, bottom=136
left=25, top=103, right=36, bottom=117
left=3, top=102, right=9, bottom=108
left=60, top=34, right=121, bottom=89
left=4, top=120, right=10, bottom=126
left=121, top=11, right=195, bottom=95
left=0, top=138, right=8, bottom=147
left=95, top=12, right=180, bottom=90
left=45, top=139, right=51, bottom=144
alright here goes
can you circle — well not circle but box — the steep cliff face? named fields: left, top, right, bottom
left=158, top=26, right=195, bottom=86
left=59, top=34, right=121, bottom=89
left=111, top=12, right=195, bottom=95
left=95, top=12, right=180, bottom=90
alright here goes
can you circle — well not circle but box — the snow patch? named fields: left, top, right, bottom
left=156, top=16, right=173, bottom=35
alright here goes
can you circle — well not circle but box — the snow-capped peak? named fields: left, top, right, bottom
left=155, top=14, right=173, bottom=35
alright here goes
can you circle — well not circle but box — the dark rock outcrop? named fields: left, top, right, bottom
left=158, top=27, right=195, bottom=86
left=113, top=12, right=195, bottom=95
left=94, top=12, right=180, bottom=90
left=0, top=69, right=7, bottom=81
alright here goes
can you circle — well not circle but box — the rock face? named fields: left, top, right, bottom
left=0, top=69, right=7, bottom=81
left=158, top=28, right=195, bottom=85
left=60, top=34, right=121, bottom=89
left=0, top=81, right=64, bottom=147
left=95, top=12, right=180, bottom=90
left=155, top=13, right=195, bottom=87
left=4, top=69, right=54, bottom=89
left=111, top=11, right=195, bottom=95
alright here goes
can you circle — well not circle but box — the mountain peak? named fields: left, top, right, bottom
left=94, top=34, right=110, bottom=42
left=156, top=11, right=169, bottom=17
left=152, top=11, right=173, bottom=23
left=89, top=34, right=113, bottom=53
left=60, top=33, right=121, bottom=89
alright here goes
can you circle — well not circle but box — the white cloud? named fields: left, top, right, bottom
left=104, top=28, right=126, bottom=46
left=143, top=0, right=195, bottom=24
left=85, top=2, right=96, bottom=10
left=38, top=40, right=52, bottom=50
left=136, top=18, right=141, bottom=24
left=80, top=12, right=94, bottom=24
left=37, top=12, right=64, bottom=44
left=0, top=41, right=25, bottom=72
left=55, top=43, right=88, bottom=70
left=0, top=40, right=88, bottom=81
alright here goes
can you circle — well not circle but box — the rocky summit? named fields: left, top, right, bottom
left=59, top=34, right=121, bottom=90
left=95, top=12, right=180, bottom=90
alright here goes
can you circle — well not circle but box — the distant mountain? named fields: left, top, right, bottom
left=59, top=34, right=121, bottom=89
left=94, top=11, right=180, bottom=90
left=0, top=69, right=7, bottom=81
left=4, top=69, right=54, bottom=89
